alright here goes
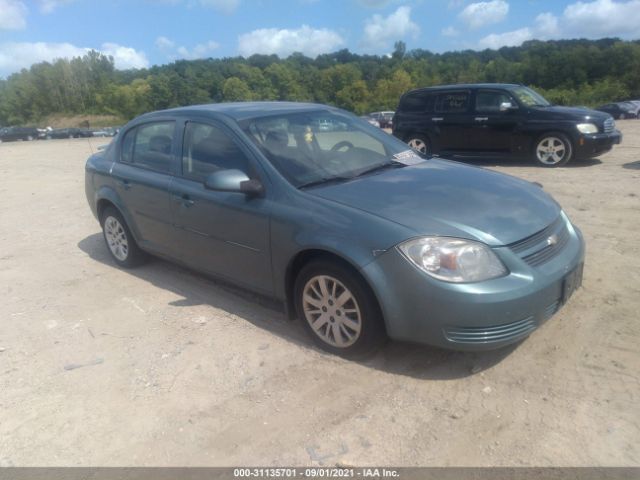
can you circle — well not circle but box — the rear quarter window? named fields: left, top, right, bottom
left=401, top=92, right=435, bottom=113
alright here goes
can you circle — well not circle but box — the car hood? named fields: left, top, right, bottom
left=308, top=159, right=561, bottom=246
left=531, top=105, right=610, bottom=122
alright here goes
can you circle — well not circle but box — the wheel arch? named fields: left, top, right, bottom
left=533, top=128, right=576, bottom=146
left=94, top=187, right=141, bottom=242
left=284, top=248, right=386, bottom=335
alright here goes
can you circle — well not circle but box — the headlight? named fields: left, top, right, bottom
left=577, top=123, right=598, bottom=134
left=397, top=237, right=508, bottom=283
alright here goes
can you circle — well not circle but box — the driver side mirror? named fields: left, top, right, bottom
left=204, top=169, right=264, bottom=197
left=499, top=101, right=517, bottom=112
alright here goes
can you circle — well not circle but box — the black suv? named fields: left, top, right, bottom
left=0, top=126, right=40, bottom=142
left=392, top=83, right=622, bottom=167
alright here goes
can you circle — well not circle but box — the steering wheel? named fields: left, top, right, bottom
left=331, top=141, right=354, bottom=153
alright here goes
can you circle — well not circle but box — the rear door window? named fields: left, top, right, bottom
left=121, top=122, right=175, bottom=173
left=435, top=91, right=470, bottom=113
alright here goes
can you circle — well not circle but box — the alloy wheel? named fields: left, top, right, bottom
left=104, top=216, right=129, bottom=261
left=536, top=137, right=567, bottom=165
left=408, top=138, right=428, bottom=155
left=302, top=275, right=362, bottom=348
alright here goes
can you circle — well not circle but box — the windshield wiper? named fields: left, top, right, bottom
left=298, top=176, right=352, bottom=190
left=353, top=160, right=405, bottom=178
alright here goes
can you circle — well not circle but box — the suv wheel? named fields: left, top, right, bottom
left=294, top=260, right=386, bottom=358
left=534, top=133, right=572, bottom=167
left=406, top=135, right=431, bottom=155
left=101, top=207, right=146, bottom=268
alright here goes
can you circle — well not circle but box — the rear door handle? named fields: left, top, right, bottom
left=173, top=193, right=195, bottom=207
left=116, top=178, right=131, bottom=190
left=431, top=117, right=444, bottom=122
left=474, top=117, right=489, bottom=122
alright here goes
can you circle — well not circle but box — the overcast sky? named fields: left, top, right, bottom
left=1, top=0, right=639, bottom=77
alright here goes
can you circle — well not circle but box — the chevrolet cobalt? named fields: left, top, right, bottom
left=85, top=102, right=585, bottom=356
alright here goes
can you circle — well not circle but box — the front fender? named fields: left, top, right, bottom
left=269, top=192, right=414, bottom=302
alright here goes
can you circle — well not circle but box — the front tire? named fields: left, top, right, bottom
left=100, top=207, right=146, bottom=268
left=533, top=133, right=573, bottom=167
left=406, top=134, right=431, bottom=155
left=294, top=260, right=386, bottom=358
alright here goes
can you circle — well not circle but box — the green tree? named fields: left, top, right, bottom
left=222, top=77, right=252, bottom=101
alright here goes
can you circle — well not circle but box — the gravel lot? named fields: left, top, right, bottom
left=1, top=122, right=639, bottom=467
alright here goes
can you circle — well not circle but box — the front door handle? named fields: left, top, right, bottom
left=431, top=117, right=444, bottom=122
left=474, top=117, right=489, bottom=122
left=173, top=193, right=195, bottom=207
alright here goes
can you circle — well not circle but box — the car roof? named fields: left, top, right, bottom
left=153, top=101, right=336, bottom=122
left=404, top=83, right=522, bottom=95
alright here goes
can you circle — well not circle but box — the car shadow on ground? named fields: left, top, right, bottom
left=622, top=160, right=640, bottom=169
left=78, top=233, right=519, bottom=381
left=438, top=156, right=603, bottom=169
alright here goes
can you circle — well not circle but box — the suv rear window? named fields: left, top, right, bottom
left=435, top=92, right=469, bottom=113
left=400, top=92, right=435, bottom=113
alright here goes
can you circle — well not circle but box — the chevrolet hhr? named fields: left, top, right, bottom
left=85, top=102, right=585, bottom=357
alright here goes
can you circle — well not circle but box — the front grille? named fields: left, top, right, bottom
left=444, top=316, right=536, bottom=344
left=508, top=216, right=570, bottom=267
left=604, top=117, right=615, bottom=133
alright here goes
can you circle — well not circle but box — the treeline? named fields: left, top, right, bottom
left=1, top=38, right=639, bottom=126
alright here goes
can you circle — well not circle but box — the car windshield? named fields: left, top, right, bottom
left=240, top=110, right=425, bottom=188
left=510, top=86, right=551, bottom=107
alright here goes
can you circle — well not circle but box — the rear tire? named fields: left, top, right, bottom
left=533, top=132, right=573, bottom=167
left=294, top=260, right=386, bottom=358
left=100, top=207, right=147, bottom=268
left=406, top=134, right=431, bottom=155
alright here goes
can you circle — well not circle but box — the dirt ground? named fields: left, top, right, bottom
left=0, top=122, right=639, bottom=467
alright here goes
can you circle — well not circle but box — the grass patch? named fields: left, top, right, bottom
left=39, top=113, right=127, bottom=129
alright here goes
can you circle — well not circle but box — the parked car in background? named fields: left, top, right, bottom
left=369, top=111, right=394, bottom=128
left=92, top=127, right=120, bottom=137
left=595, top=102, right=638, bottom=119
left=360, top=115, right=380, bottom=128
left=624, top=100, right=640, bottom=117
left=86, top=101, right=585, bottom=356
left=47, top=127, right=93, bottom=139
left=393, top=83, right=622, bottom=167
left=0, top=126, right=40, bottom=142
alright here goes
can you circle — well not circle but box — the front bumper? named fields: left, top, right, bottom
left=575, top=130, right=622, bottom=159
left=362, top=219, right=585, bottom=351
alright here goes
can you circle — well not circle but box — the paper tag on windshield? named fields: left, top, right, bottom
left=393, top=149, right=424, bottom=165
